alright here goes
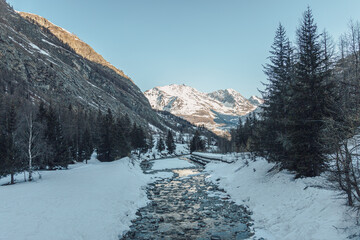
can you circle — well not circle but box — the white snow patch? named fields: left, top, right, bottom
left=42, top=38, right=59, bottom=48
left=205, top=154, right=357, bottom=240
left=0, top=155, right=162, bottom=240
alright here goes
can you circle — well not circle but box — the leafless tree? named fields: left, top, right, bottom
left=17, top=103, right=44, bottom=181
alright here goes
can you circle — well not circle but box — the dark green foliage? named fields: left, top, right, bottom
left=97, top=108, right=116, bottom=162
left=260, top=23, right=293, bottom=166
left=190, top=130, right=205, bottom=153
left=0, top=101, right=23, bottom=183
left=166, top=130, right=176, bottom=154
left=0, top=94, right=148, bottom=181
left=255, top=8, right=338, bottom=177
left=130, top=123, right=148, bottom=153
left=287, top=8, right=336, bottom=177
left=156, top=137, right=165, bottom=152
left=231, top=113, right=260, bottom=154
left=80, top=127, right=93, bottom=163
left=114, top=117, right=130, bottom=158
left=148, top=134, right=154, bottom=151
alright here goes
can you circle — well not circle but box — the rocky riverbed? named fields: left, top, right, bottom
left=121, top=157, right=257, bottom=240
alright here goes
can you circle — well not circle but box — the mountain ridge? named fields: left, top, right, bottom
left=0, top=1, right=160, bottom=129
left=18, top=12, right=131, bottom=82
left=144, top=84, right=261, bottom=135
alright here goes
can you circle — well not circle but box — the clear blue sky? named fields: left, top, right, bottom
left=6, top=0, right=360, bottom=97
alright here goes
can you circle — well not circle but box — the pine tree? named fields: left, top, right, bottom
left=130, top=123, right=147, bottom=154
left=261, top=23, right=293, bottom=166
left=288, top=7, right=336, bottom=177
left=190, top=130, right=205, bottom=153
left=114, top=117, right=130, bottom=158
left=80, top=127, right=93, bottom=163
left=2, top=101, right=23, bottom=183
left=97, top=108, right=115, bottom=162
left=148, top=134, right=154, bottom=152
left=166, top=130, right=176, bottom=154
left=156, top=137, right=165, bottom=152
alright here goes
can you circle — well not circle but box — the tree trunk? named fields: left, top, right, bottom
left=344, top=145, right=353, bottom=206
left=10, top=173, right=14, bottom=185
left=28, top=113, right=33, bottom=182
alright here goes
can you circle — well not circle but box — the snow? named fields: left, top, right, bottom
left=0, top=154, right=167, bottom=240
left=205, top=154, right=357, bottom=240
left=144, top=84, right=259, bottom=134
left=8, top=36, right=50, bottom=57
left=151, top=157, right=195, bottom=170
left=139, top=135, right=190, bottom=160
left=42, top=38, right=59, bottom=48
left=28, top=42, right=50, bottom=56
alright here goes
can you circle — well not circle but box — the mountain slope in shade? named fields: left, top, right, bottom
left=144, top=84, right=260, bottom=135
left=0, top=1, right=161, bottom=128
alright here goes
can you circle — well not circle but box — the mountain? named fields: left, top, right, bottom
left=248, top=95, right=264, bottom=106
left=18, top=12, right=130, bottom=81
left=208, top=89, right=256, bottom=115
left=0, top=1, right=161, bottom=128
left=144, top=84, right=261, bottom=135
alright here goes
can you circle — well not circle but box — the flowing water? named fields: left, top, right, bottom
left=121, top=157, right=256, bottom=240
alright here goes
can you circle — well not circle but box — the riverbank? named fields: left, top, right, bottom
left=0, top=156, right=169, bottom=240
left=204, top=153, right=358, bottom=240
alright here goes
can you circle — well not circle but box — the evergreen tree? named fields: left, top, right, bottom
left=190, top=130, right=205, bottom=153
left=166, top=130, right=176, bottom=154
left=261, top=23, right=293, bottom=166
left=97, top=108, right=115, bottom=162
left=80, top=127, right=93, bottom=163
left=156, top=137, right=165, bottom=152
left=130, top=123, right=147, bottom=154
left=288, top=7, right=336, bottom=177
left=114, top=117, right=130, bottom=158
left=2, top=101, right=23, bottom=183
left=148, top=134, right=154, bottom=152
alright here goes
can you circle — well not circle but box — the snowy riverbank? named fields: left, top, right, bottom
left=204, top=153, right=358, bottom=240
left=0, top=156, right=168, bottom=240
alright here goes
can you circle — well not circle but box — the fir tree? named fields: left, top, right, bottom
left=148, top=134, right=154, bottom=152
left=97, top=108, right=115, bottom=162
left=80, top=127, right=93, bottom=163
left=114, top=117, right=130, bottom=158
left=261, top=23, right=293, bottom=166
left=2, top=101, right=23, bottom=183
left=288, top=7, right=336, bottom=177
left=166, top=130, right=176, bottom=154
left=156, top=137, right=165, bottom=152
left=190, top=130, right=205, bottom=153
left=130, top=123, right=147, bottom=154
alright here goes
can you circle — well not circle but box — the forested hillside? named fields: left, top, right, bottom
left=230, top=7, right=360, bottom=211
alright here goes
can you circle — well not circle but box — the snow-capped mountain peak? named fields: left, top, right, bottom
left=144, top=84, right=262, bottom=135
left=248, top=95, right=264, bottom=106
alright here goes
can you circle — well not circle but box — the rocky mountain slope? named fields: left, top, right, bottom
left=18, top=12, right=129, bottom=80
left=144, top=84, right=261, bottom=135
left=0, top=1, right=159, bottom=128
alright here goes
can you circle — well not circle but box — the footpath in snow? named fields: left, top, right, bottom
left=0, top=155, right=169, bottom=240
left=203, top=153, right=357, bottom=240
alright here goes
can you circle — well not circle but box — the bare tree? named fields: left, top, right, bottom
left=329, top=136, right=360, bottom=209
left=17, top=103, right=44, bottom=181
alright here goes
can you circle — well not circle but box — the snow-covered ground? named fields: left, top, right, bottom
left=204, top=153, right=358, bottom=240
left=151, top=157, right=195, bottom=170
left=0, top=154, right=168, bottom=240
left=140, top=140, right=190, bottom=160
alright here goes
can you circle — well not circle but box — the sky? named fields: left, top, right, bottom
left=6, top=0, right=360, bottom=98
